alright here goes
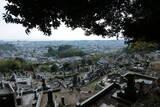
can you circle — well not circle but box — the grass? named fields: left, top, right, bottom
left=54, top=73, right=78, bottom=79
left=87, top=80, right=97, bottom=88
left=85, top=74, right=107, bottom=89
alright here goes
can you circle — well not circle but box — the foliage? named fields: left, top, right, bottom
left=82, top=53, right=109, bottom=65
left=54, top=74, right=73, bottom=79
left=15, top=57, right=26, bottom=63
left=0, top=59, right=23, bottom=73
left=63, top=62, right=80, bottom=71
left=3, top=0, right=126, bottom=36
left=47, top=47, right=57, bottom=57
left=0, top=58, right=36, bottom=73
left=58, top=45, right=72, bottom=52
left=3, top=0, right=160, bottom=43
left=127, top=41, right=159, bottom=52
left=124, top=0, right=160, bottom=43
left=46, top=45, right=86, bottom=58
left=58, top=48, right=86, bottom=58
left=38, top=64, right=49, bottom=72
left=23, top=62, right=34, bottom=71
left=50, top=63, right=59, bottom=72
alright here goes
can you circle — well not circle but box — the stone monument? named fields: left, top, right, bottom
left=117, top=74, right=137, bottom=102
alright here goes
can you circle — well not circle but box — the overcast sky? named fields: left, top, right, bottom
left=0, top=0, right=117, bottom=41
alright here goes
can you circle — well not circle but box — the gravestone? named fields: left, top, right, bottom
left=34, top=91, right=38, bottom=100
left=47, top=90, right=55, bottom=107
left=42, top=78, right=47, bottom=90
left=117, top=74, right=137, bottom=102
left=0, top=81, right=4, bottom=89
left=61, top=96, right=65, bottom=105
left=0, top=93, right=17, bottom=107
left=73, top=75, right=78, bottom=87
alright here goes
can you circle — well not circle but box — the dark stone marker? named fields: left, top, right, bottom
left=47, top=90, right=55, bottom=107
left=61, top=96, right=65, bottom=105
left=42, top=78, right=47, bottom=90
left=0, top=93, right=17, bottom=107
left=117, top=74, right=137, bottom=102
left=73, top=75, right=78, bottom=87
left=16, top=97, right=22, bottom=105
left=34, top=91, right=38, bottom=100
left=0, top=81, right=4, bottom=89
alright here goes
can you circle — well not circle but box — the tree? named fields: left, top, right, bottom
left=58, top=45, right=72, bottom=52
left=46, top=47, right=57, bottom=56
left=127, top=41, right=159, bottom=52
left=50, top=63, right=59, bottom=72
left=38, top=65, right=49, bottom=72
left=46, top=45, right=86, bottom=58
left=3, top=0, right=160, bottom=43
left=123, top=0, right=160, bottom=43
left=0, top=60, right=21, bottom=73
left=15, top=57, right=26, bottom=63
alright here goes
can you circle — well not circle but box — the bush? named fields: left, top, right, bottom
left=128, top=41, right=159, bottom=52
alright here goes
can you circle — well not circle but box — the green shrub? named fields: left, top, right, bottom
left=128, top=41, right=159, bottom=52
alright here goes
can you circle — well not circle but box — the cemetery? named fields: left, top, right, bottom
left=0, top=50, right=160, bottom=107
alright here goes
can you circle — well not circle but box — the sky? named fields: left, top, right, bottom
left=0, top=0, right=117, bottom=41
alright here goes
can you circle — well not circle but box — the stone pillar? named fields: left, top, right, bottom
left=16, top=97, right=22, bottom=106
left=125, top=74, right=137, bottom=102
left=73, top=75, right=78, bottom=87
left=34, top=90, right=38, bottom=100
left=76, top=102, right=81, bottom=107
left=0, top=81, right=4, bottom=89
left=61, top=96, right=65, bottom=106
left=47, top=90, right=55, bottom=107
left=42, top=78, right=47, bottom=90
left=138, top=82, right=145, bottom=96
